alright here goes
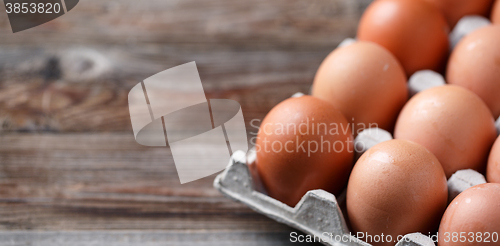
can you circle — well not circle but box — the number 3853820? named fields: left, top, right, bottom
left=5, top=2, right=61, bottom=14
left=443, top=232, right=499, bottom=243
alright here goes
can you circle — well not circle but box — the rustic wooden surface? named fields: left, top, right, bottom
left=0, top=231, right=320, bottom=246
left=0, top=0, right=371, bottom=245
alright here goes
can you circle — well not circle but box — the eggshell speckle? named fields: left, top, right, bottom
left=394, top=85, right=497, bottom=178
left=438, top=183, right=500, bottom=246
left=347, top=139, right=448, bottom=246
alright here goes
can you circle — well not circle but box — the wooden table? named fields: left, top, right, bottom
left=0, top=0, right=371, bottom=245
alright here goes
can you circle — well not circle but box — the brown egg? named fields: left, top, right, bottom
left=438, top=183, right=500, bottom=246
left=347, top=139, right=448, bottom=246
left=492, top=0, right=500, bottom=24
left=256, top=96, right=354, bottom=207
left=394, top=85, right=497, bottom=178
left=424, top=0, right=494, bottom=27
left=487, top=137, right=500, bottom=183
left=447, top=25, right=500, bottom=118
left=311, top=41, right=408, bottom=135
left=357, top=0, right=450, bottom=76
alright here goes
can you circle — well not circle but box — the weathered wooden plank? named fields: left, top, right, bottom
left=0, top=1, right=374, bottom=241
left=0, top=46, right=318, bottom=132
left=0, top=0, right=372, bottom=46
left=0, top=0, right=372, bottom=132
left=0, top=231, right=321, bottom=246
left=0, top=133, right=289, bottom=231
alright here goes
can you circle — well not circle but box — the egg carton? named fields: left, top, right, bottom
left=213, top=85, right=493, bottom=246
left=213, top=61, right=499, bottom=244
left=213, top=15, right=496, bottom=244
left=214, top=128, right=487, bottom=246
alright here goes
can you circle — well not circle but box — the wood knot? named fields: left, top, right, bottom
left=59, top=48, right=112, bottom=82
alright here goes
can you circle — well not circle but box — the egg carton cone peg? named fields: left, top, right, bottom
left=447, top=169, right=486, bottom=203
left=495, top=116, right=500, bottom=135
left=338, top=38, right=357, bottom=48
left=394, top=233, right=435, bottom=246
left=291, top=92, right=306, bottom=98
left=354, top=128, right=393, bottom=161
left=408, top=70, right=446, bottom=97
left=449, top=15, right=491, bottom=50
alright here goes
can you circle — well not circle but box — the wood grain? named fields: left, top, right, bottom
left=0, top=133, right=272, bottom=230
left=0, top=0, right=373, bottom=244
left=0, top=231, right=320, bottom=246
left=0, top=133, right=325, bottom=246
left=0, top=0, right=372, bottom=132
left=0, top=0, right=372, bottom=46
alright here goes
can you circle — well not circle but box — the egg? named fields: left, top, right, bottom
left=357, top=0, right=450, bottom=76
left=424, top=0, right=494, bottom=27
left=438, top=183, right=500, bottom=246
left=447, top=25, right=500, bottom=118
left=394, top=85, right=497, bottom=178
left=492, top=0, right=500, bottom=24
left=487, top=137, right=500, bottom=183
left=311, top=41, right=408, bottom=135
left=256, top=96, right=354, bottom=207
left=347, top=139, right=448, bottom=246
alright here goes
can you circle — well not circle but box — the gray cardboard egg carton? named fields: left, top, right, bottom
left=214, top=16, right=495, bottom=246
left=214, top=145, right=487, bottom=246
left=213, top=149, right=367, bottom=246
